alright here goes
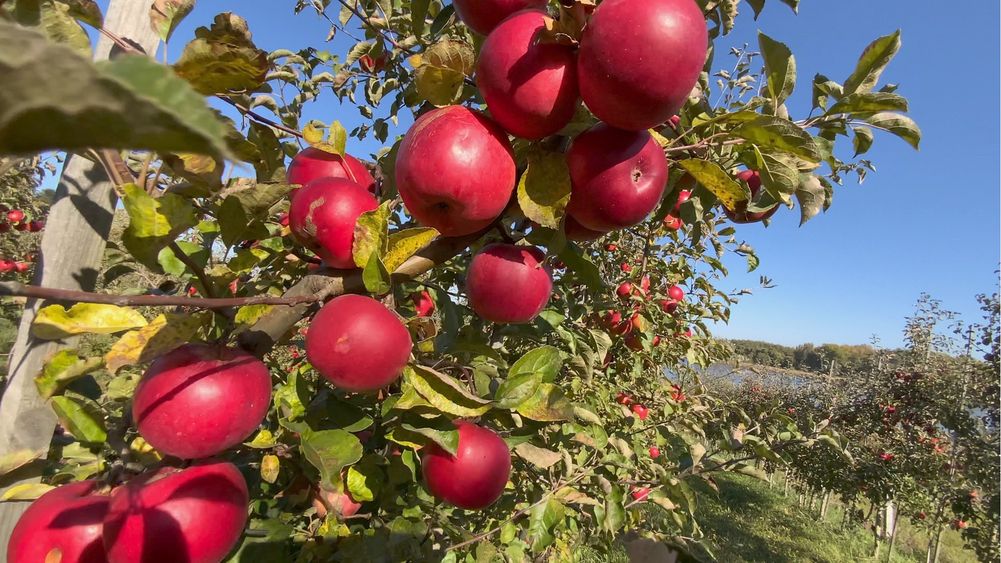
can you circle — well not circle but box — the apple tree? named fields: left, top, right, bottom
left=0, top=0, right=923, bottom=560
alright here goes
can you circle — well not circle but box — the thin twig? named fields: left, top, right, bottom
left=168, top=241, right=218, bottom=298
left=219, top=97, right=304, bottom=139
left=0, top=282, right=322, bottom=309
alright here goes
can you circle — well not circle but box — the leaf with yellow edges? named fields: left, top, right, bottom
left=104, top=312, right=207, bottom=374
left=33, top=304, right=147, bottom=340
left=676, top=159, right=750, bottom=210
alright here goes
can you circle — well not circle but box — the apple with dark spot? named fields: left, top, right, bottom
left=8, top=480, right=109, bottom=563
left=289, top=177, right=378, bottom=269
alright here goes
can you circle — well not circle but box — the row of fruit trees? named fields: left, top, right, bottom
left=0, top=0, right=954, bottom=561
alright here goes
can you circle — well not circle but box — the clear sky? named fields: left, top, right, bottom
left=87, top=0, right=1000, bottom=348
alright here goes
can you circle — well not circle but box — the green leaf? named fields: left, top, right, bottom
left=217, top=195, right=270, bottom=247
left=409, top=39, right=473, bottom=106
left=0, top=23, right=232, bottom=157
left=516, top=383, right=573, bottom=421
left=865, top=112, right=921, bottom=149
left=173, top=12, right=268, bottom=95
left=527, top=498, right=565, bottom=552
left=157, top=241, right=210, bottom=277
left=555, top=243, right=602, bottom=291
left=843, top=30, right=901, bottom=95
left=390, top=418, right=459, bottom=455
left=50, top=395, right=107, bottom=444
left=758, top=32, right=796, bottom=106
left=121, top=183, right=199, bottom=265
left=406, top=365, right=492, bottom=417
left=852, top=126, right=874, bottom=156
left=811, top=74, right=843, bottom=110
left=411, top=0, right=430, bottom=36
left=827, top=92, right=908, bottom=115
left=11, top=0, right=93, bottom=57
left=751, top=147, right=801, bottom=204
left=676, top=159, right=749, bottom=210
left=361, top=253, right=391, bottom=295
left=509, top=346, right=562, bottom=383
left=300, top=429, right=363, bottom=489
left=733, top=117, right=821, bottom=162
left=58, top=0, right=103, bottom=28
left=795, top=175, right=825, bottom=226
left=353, top=201, right=392, bottom=267
left=33, top=304, right=147, bottom=340
left=429, top=4, right=454, bottom=37
left=149, top=0, right=193, bottom=42
left=104, top=312, right=207, bottom=374
left=598, top=486, right=625, bottom=533
left=346, top=457, right=384, bottom=502
left=495, top=372, right=543, bottom=409
left=34, top=349, right=103, bottom=399
left=384, top=227, right=438, bottom=272
left=517, top=149, right=571, bottom=229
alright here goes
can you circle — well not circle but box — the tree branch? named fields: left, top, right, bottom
left=0, top=282, right=321, bottom=309
left=238, top=228, right=486, bottom=356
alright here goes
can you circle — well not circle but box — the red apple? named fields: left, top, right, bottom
left=723, top=170, right=779, bottom=224
left=630, top=487, right=651, bottom=501
left=624, top=332, right=643, bottom=351
left=413, top=290, right=435, bottom=317
left=620, top=263, right=632, bottom=273
left=673, top=190, right=691, bottom=214
left=659, top=299, right=678, bottom=314
left=667, top=285, right=685, bottom=301
left=639, top=275, right=651, bottom=294
left=663, top=214, right=682, bottom=231
left=0, top=260, right=13, bottom=273
left=359, top=53, right=386, bottom=73
left=278, top=212, right=290, bottom=227
left=615, top=392, right=633, bottom=405
left=312, top=486, right=362, bottom=519
left=8, top=480, right=109, bottom=563
left=102, top=462, right=248, bottom=563
left=13, top=261, right=29, bottom=273
left=452, top=0, right=547, bottom=35
left=605, top=243, right=618, bottom=252
left=879, top=452, right=894, bottom=462
left=652, top=335, right=662, bottom=346
left=396, top=106, right=516, bottom=236
left=631, top=403, right=649, bottom=420
left=577, top=0, right=707, bottom=130
left=648, top=446, right=660, bottom=458
left=0, top=223, right=9, bottom=233
left=668, top=115, right=681, bottom=128
left=564, top=213, right=608, bottom=242
left=287, top=146, right=377, bottom=193
left=14, top=222, right=27, bottom=231
left=27, top=219, right=44, bottom=232
left=917, top=512, right=927, bottom=520
left=133, top=344, right=271, bottom=459
left=306, top=294, right=413, bottom=392
left=476, top=10, right=579, bottom=139
left=567, top=125, right=669, bottom=231
left=186, top=286, right=197, bottom=297
left=422, top=421, right=511, bottom=510
left=6, top=209, right=24, bottom=224
left=466, top=244, right=552, bottom=323
left=289, top=177, right=378, bottom=269
left=616, top=282, right=633, bottom=299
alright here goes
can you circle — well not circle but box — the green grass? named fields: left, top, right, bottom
left=575, top=473, right=978, bottom=563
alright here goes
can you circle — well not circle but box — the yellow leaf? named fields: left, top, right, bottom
left=676, top=159, right=750, bottom=210
left=103, top=313, right=206, bottom=374
left=261, top=454, right=280, bottom=484
left=412, top=40, right=474, bottom=106
left=303, top=121, right=325, bottom=145
left=384, top=227, right=439, bottom=272
left=1, top=483, right=54, bottom=501
left=33, top=304, right=147, bottom=340
left=650, top=129, right=671, bottom=148
left=517, top=149, right=572, bottom=229
left=0, top=449, right=43, bottom=479
left=234, top=304, right=273, bottom=326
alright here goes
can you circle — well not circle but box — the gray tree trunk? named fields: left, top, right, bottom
left=0, top=2, right=158, bottom=555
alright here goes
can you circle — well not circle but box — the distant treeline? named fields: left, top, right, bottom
left=725, top=339, right=884, bottom=373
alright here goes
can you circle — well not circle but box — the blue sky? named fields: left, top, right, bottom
left=86, top=0, right=999, bottom=348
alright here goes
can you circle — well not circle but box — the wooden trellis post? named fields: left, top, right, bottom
left=0, top=1, right=159, bottom=554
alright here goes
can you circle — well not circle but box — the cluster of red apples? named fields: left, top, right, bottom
left=11, top=0, right=774, bottom=558
left=0, top=208, right=43, bottom=277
